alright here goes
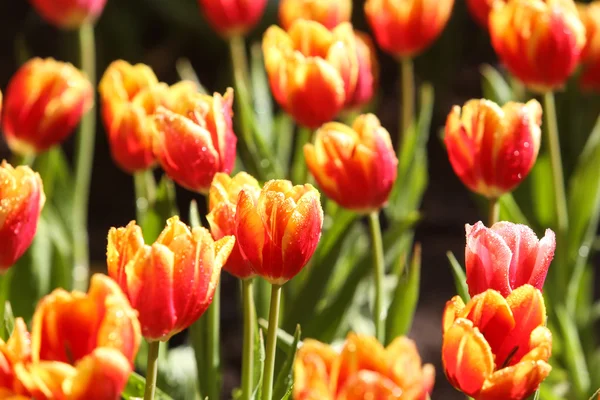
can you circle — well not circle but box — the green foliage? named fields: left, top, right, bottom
left=122, top=372, right=173, bottom=400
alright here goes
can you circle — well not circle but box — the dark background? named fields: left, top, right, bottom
left=0, top=1, right=597, bottom=399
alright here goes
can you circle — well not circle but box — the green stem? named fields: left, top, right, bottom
left=241, top=279, right=256, bottom=400
left=0, top=269, right=14, bottom=340
left=143, top=341, right=160, bottom=400
left=10, top=153, right=35, bottom=166
left=72, top=22, right=96, bottom=291
left=291, top=127, right=312, bottom=184
left=543, top=91, right=569, bottom=236
left=262, top=284, right=282, bottom=400
left=134, top=169, right=157, bottom=240
left=206, top=281, right=221, bottom=400
left=488, top=197, right=500, bottom=226
left=368, top=212, right=385, bottom=344
left=399, top=57, right=415, bottom=154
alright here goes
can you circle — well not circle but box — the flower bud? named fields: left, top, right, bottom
left=304, top=114, right=397, bottom=213
left=107, top=217, right=235, bottom=341
left=207, top=172, right=261, bottom=280
left=29, top=0, right=107, bottom=29
left=579, top=1, right=600, bottom=91
left=0, top=162, right=46, bottom=270
left=279, top=0, right=352, bottom=30
left=2, top=58, right=93, bottom=156
left=466, top=221, right=555, bottom=297
left=364, top=0, right=455, bottom=58
left=197, top=0, right=268, bottom=38
left=489, top=0, right=586, bottom=92
left=153, top=89, right=237, bottom=193
left=235, top=180, right=323, bottom=285
left=442, top=286, right=552, bottom=399
left=444, top=99, right=542, bottom=198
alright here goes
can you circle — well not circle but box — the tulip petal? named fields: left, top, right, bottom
left=479, top=360, right=551, bottom=400
left=333, top=334, right=387, bottom=393
left=235, top=189, right=266, bottom=274
left=294, top=340, right=337, bottom=400
left=337, top=370, right=402, bottom=400
left=442, top=295, right=465, bottom=334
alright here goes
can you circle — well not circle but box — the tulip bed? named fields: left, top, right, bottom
left=0, top=0, right=600, bottom=400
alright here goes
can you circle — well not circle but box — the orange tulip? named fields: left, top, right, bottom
left=197, top=0, right=267, bottom=38
left=152, top=88, right=237, bottom=193
left=444, top=99, right=542, bottom=199
left=279, top=0, right=352, bottom=30
left=0, top=274, right=141, bottom=399
left=442, top=285, right=552, bottom=399
left=207, top=172, right=261, bottom=280
left=578, top=1, right=600, bottom=90
left=489, top=0, right=586, bottom=92
left=304, top=114, right=397, bottom=213
left=364, top=0, right=455, bottom=58
left=348, top=32, right=379, bottom=109
left=29, top=0, right=107, bottom=29
left=0, top=162, right=46, bottom=270
left=2, top=58, right=93, bottom=156
left=294, top=333, right=435, bottom=400
left=235, top=180, right=323, bottom=285
left=467, top=0, right=504, bottom=28
left=263, top=20, right=371, bottom=128
left=107, top=216, right=235, bottom=341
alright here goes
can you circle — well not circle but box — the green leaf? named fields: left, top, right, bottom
left=189, top=318, right=207, bottom=399
left=250, top=328, right=266, bottom=400
left=250, top=42, right=274, bottom=146
left=556, top=306, right=591, bottom=398
left=385, top=244, right=421, bottom=343
left=122, top=372, right=173, bottom=400
left=480, top=64, right=513, bottom=105
left=446, top=251, right=470, bottom=303
left=498, top=194, right=530, bottom=226
left=158, top=346, right=198, bottom=400
left=273, top=325, right=301, bottom=400
left=189, top=200, right=202, bottom=229
left=175, top=58, right=208, bottom=94
left=273, top=113, right=294, bottom=177
left=258, top=319, right=300, bottom=354
left=528, top=155, right=555, bottom=228
left=43, top=204, right=73, bottom=291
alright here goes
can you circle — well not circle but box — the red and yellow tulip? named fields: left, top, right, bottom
left=107, top=217, right=235, bottom=341
left=467, top=0, right=504, bottom=28
left=197, top=0, right=268, bottom=38
left=578, top=1, right=600, bottom=91
left=29, top=0, right=107, bottom=29
left=279, top=0, right=352, bottom=30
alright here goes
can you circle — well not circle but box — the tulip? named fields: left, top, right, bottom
left=99, top=60, right=162, bottom=173
left=466, top=221, right=555, bottom=297
left=0, top=274, right=141, bottom=399
left=207, top=172, right=261, bottom=280
left=348, top=32, right=379, bottom=109
left=467, top=0, right=504, bottom=28
left=197, top=0, right=268, bottom=38
left=444, top=99, right=542, bottom=199
left=2, top=58, right=93, bottom=156
left=107, top=216, right=234, bottom=341
left=489, top=0, right=586, bottom=92
left=364, top=0, right=455, bottom=58
left=294, top=333, right=435, bottom=400
left=29, top=0, right=107, bottom=29
left=152, top=89, right=237, bottom=194
left=304, top=114, right=397, bottom=213
left=0, top=162, right=46, bottom=270
left=442, top=285, right=552, bottom=399
left=235, top=180, right=323, bottom=285
left=263, top=20, right=369, bottom=128
left=279, top=0, right=352, bottom=30
left=578, top=1, right=600, bottom=91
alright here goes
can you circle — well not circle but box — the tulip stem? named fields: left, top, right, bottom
left=205, top=281, right=221, bottom=400
left=134, top=169, right=157, bottom=241
left=144, top=341, right=160, bottom=400
left=368, top=212, right=385, bottom=343
left=241, top=279, right=256, bottom=400
left=72, top=22, right=96, bottom=291
left=488, top=197, right=500, bottom=226
left=543, top=92, right=568, bottom=234
left=0, top=269, right=15, bottom=340
left=262, top=284, right=282, bottom=400
left=399, top=57, right=415, bottom=154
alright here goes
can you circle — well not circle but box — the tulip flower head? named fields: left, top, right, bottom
left=443, top=285, right=552, bottom=400
left=29, top=0, right=107, bottom=29
left=444, top=99, right=542, bottom=199
left=197, top=0, right=268, bottom=38
left=0, top=274, right=141, bottom=399
left=578, top=1, right=600, bottom=91
left=467, top=0, right=505, bottom=28
left=207, top=172, right=261, bottom=280
left=489, top=0, right=586, bottom=92
left=294, top=333, right=435, bottom=400
left=235, top=180, right=324, bottom=285
left=304, top=114, right=398, bottom=213
left=279, top=0, right=352, bottom=30
left=263, top=20, right=375, bottom=128
left=2, top=58, right=93, bottom=156
left=0, top=162, right=46, bottom=270
left=465, top=221, right=555, bottom=298
left=364, top=0, right=455, bottom=58
left=153, top=89, right=237, bottom=194
left=107, top=217, right=235, bottom=341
